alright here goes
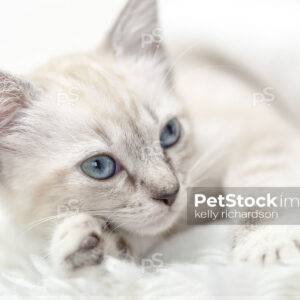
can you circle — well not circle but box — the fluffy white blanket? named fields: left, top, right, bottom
left=1, top=221, right=300, bottom=299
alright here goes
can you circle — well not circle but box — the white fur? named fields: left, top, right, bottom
left=1, top=220, right=300, bottom=298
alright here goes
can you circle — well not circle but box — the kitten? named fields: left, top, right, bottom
left=0, top=0, right=194, bottom=270
left=0, top=0, right=300, bottom=272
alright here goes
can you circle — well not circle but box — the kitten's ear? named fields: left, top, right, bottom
left=105, top=0, right=166, bottom=63
left=0, top=71, right=36, bottom=130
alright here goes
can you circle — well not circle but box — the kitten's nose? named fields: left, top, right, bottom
left=154, top=186, right=179, bottom=207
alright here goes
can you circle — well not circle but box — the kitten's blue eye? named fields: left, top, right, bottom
left=160, top=118, right=180, bottom=148
left=81, top=155, right=118, bottom=180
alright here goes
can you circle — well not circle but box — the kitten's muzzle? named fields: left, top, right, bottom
left=154, top=185, right=179, bottom=207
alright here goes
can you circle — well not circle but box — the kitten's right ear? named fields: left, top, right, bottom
left=0, top=71, right=36, bottom=130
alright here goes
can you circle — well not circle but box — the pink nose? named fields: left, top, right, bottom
left=153, top=186, right=179, bottom=206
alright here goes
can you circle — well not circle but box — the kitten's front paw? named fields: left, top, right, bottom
left=65, top=232, right=103, bottom=269
left=50, top=213, right=130, bottom=271
left=233, top=226, right=300, bottom=265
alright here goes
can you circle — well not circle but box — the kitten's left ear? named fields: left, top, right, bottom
left=105, top=0, right=167, bottom=64
left=0, top=71, right=36, bottom=131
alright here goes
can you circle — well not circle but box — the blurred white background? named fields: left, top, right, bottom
left=1, top=0, right=300, bottom=120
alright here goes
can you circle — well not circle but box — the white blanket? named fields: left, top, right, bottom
left=1, top=221, right=300, bottom=299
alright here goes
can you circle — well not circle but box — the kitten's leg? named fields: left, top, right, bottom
left=222, top=113, right=300, bottom=264
left=50, top=213, right=131, bottom=271
left=226, top=165, right=300, bottom=264
left=226, top=181, right=300, bottom=264
left=233, top=225, right=300, bottom=264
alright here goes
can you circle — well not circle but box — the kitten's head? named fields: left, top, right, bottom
left=0, top=0, right=194, bottom=236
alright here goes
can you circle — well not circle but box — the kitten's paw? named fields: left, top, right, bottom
left=233, top=226, right=300, bottom=265
left=64, top=232, right=103, bottom=269
left=50, top=213, right=130, bottom=271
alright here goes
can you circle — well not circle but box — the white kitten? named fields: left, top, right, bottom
left=0, top=0, right=300, bottom=272
left=0, top=0, right=193, bottom=270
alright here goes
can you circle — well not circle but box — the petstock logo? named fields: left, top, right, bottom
left=187, top=187, right=300, bottom=225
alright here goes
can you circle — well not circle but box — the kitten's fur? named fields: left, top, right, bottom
left=0, top=0, right=300, bottom=271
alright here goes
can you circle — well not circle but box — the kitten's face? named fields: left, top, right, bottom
left=0, top=0, right=194, bottom=236
left=1, top=53, right=193, bottom=236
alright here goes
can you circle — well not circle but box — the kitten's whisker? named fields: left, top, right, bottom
left=188, top=133, right=237, bottom=186
left=85, top=210, right=114, bottom=215
left=23, top=215, right=60, bottom=233
left=109, top=221, right=128, bottom=231
left=88, top=210, right=121, bottom=226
